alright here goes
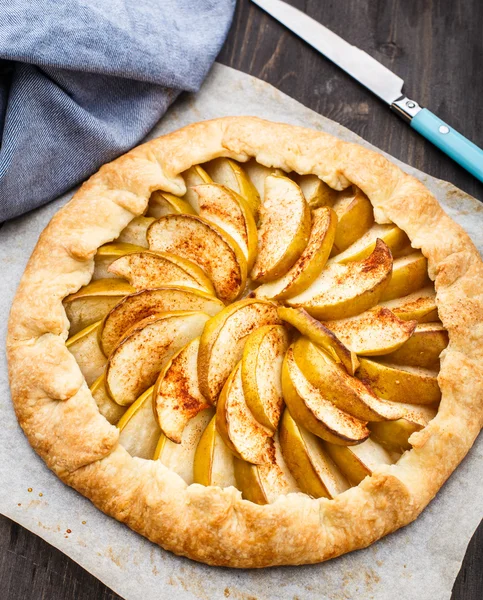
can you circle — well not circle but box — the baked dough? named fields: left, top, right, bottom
left=7, top=117, right=483, bottom=567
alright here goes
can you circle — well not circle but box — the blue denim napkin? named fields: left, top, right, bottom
left=0, top=0, right=236, bottom=222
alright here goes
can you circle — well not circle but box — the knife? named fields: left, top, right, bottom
left=251, top=0, right=483, bottom=183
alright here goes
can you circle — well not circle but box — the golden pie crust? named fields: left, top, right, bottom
left=7, top=117, right=483, bottom=568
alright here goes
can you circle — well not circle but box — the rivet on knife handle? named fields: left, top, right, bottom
left=391, top=97, right=422, bottom=123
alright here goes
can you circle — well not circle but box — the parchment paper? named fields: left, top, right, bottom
left=1, top=63, right=482, bottom=600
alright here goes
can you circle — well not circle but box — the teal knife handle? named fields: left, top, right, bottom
left=411, top=109, right=483, bottom=182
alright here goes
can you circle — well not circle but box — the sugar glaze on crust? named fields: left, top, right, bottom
left=7, top=117, right=483, bottom=567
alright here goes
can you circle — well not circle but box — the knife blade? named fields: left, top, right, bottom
left=251, top=0, right=483, bottom=182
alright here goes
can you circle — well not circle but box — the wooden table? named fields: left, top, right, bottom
left=1, top=1, right=482, bottom=598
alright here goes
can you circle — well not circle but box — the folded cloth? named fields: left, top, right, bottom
left=0, top=0, right=236, bottom=222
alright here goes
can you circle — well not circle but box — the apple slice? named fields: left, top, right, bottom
left=251, top=175, right=311, bottom=282
left=392, top=243, right=417, bottom=258
left=324, top=307, right=417, bottom=356
left=66, top=320, right=106, bottom=385
left=369, top=404, right=437, bottom=452
left=64, top=279, right=134, bottom=336
left=181, top=164, right=212, bottom=211
left=233, top=434, right=300, bottom=504
left=380, top=252, right=430, bottom=302
left=198, top=299, right=281, bottom=403
left=147, top=214, right=247, bottom=302
left=193, top=415, right=237, bottom=488
left=147, top=190, right=196, bottom=218
left=116, top=386, right=159, bottom=459
left=100, top=286, right=223, bottom=357
left=203, top=157, right=260, bottom=217
left=216, top=362, right=272, bottom=464
left=324, top=438, right=394, bottom=485
left=379, top=285, right=438, bottom=322
left=117, top=216, right=155, bottom=247
left=93, top=242, right=145, bottom=280
left=282, top=346, right=369, bottom=444
left=106, top=311, right=210, bottom=406
left=195, top=183, right=258, bottom=271
left=291, top=173, right=337, bottom=208
left=254, top=206, right=337, bottom=300
left=155, top=409, right=214, bottom=485
left=108, top=251, right=215, bottom=294
left=241, top=324, right=290, bottom=431
left=357, top=358, right=441, bottom=405
left=277, top=306, right=358, bottom=375
left=242, top=159, right=283, bottom=200
left=383, top=322, right=448, bottom=368
left=287, top=239, right=393, bottom=320
left=333, top=223, right=409, bottom=264
left=90, top=374, right=126, bottom=425
left=279, top=410, right=349, bottom=498
left=330, top=186, right=374, bottom=255
left=292, top=337, right=405, bottom=421
left=154, top=337, right=210, bottom=443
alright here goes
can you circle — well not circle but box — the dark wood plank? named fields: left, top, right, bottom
left=452, top=521, right=483, bottom=600
left=0, top=515, right=122, bottom=600
left=1, top=1, right=482, bottom=599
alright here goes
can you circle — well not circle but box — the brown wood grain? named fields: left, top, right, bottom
left=1, top=1, right=482, bottom=598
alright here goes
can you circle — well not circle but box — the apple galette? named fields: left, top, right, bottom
left=7, top=118, right=483, bottom=567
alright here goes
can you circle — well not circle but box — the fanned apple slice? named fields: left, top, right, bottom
left=93, top=242, right=145, bottom=280
left=254, top=206, right=337, bottom=300
left=380, top=252, right=430, bottom=302
left=291, top=173, right=337, bottom=208
left=251, top=175, right=311, bottom=282
left=117, top=387, right=159, bottom=459
left=117, top=216, right=155, bottom=247
left=66, top=321, right=106, bottom=385
left=277, top=306, right=359, bottom=375
left=195, top=183, right=258, bottom=271
left=379, top=285, right=438, bottom=322
left=280, top=410, right=349, bottom=498
left=282, top=346, right=369, bottom=444
left=106, top=311, right=210, bottom=406
left=287, top=239, right=393, bottom=320
left=198, top=299, right=281, bottom=403
left=203, top=157, right=260, bottom=217
left=233, top=434, right=300, bottom=504
left=383, top=322, right=448, bottom=368
left=147, top=190, right=196, bottom=218
left=324, top=307, right=417, bottom=356
left=100, top=286, right=223, bottom=357
left=193, top=415, right=237, bottom=488
left=357, top=358, right=441, bottom=405
left=90, top=374, right=126, bottom=425
left=242, top=159, right=283, bottom=200
left=181, top=164, right=212, bottom=211
left=369, top=404, right=437, bottom=452
left=216, top=362, right=272, bottom=464
left=108, top=251, right=215, bottom=294
left=324, top=438, right=395, bottom=485
left=154, top=337, right=210, bottom=443
left=155, top=409, right=214, bottom=485
left=334, top=223, right=409, bottom=264
left=392, top=243, right=417, bottom=258
left=147, top=214, right=247, bottom=302
left=293, top=337, right=405, bottom=421
left=242, top=324, right=290, bottom=431
left=330, top=186, right=374, bottom=255
left=64, top=279, right=135, bottom=336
